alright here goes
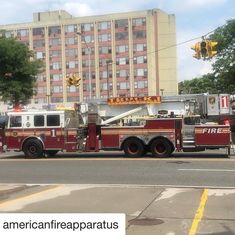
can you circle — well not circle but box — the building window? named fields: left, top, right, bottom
left=133, top=31, right=146, bottom=39
left=115, top=32, right=128, bottom=41
left=117, top=82, right=129, bottom=90
left=65, top=37, right=78, bottom=45
left=65, top=48, right=78, bottom=57
left=67, top=86, right=77, bottom=93
left=82, top=59, right=95, bottom=68
left=51, top=74, right=62, bottom=81
left=36, top=74, right=46, bottom=82
left=98, top=34, right=111, bottom=42
left=37, top=87, right=47, bottom=94
left=99, top=58, right=109, bottom=67
left=134, top=81, right=147, bottom=89
left=83, top=35, right=94, bottom=43
left=100, top=71, right=108, bottom=79
left=133, top=56, right=147, bottom=64
left=132, top=18, right=146, bottom=27
left=67, top=96, right=80, bottom=102
left=66, top=61, right=78, bottom=69
left=115, top=19, right=128, bottom=28
left=83, top=84, right=89, bottom=92
left=51, top=97, right=63, bottom=103
left=116, top=57, right=129, bottom=65
left=36, top=51, right=45, bottom=59
left=81, top=23, right=94, bottom=32
left=4, top=31, right=14, bottom=38
left=52, top=86, right=63, bottom=93
left=33, top=27, right=44, bottom=36
left=33, top=40, right=45, bottom=48
left=49, top=38, right=61, bottom=46
left=82, top=47, right=94, bottom=55
left=34, top=98, right=46, bottom=104
left=50, top=50, right=61, bottom=58
left=99, top=46, right=112, bottom=54
left=133, top=43, right=147, bottom=52
left=48, top=26, right=61, bottom=35
left=51, top=62, right=62, bottom=70
left=64, top=24, right=77, bottom=33
left=98, top=21, right=111, bottom=30
left=116, top=45, right=128, bottom=53
left=116, top=69, right=129, bottom=78
left=134, top=68, right=148, bottom=77
left=17, top=29, right=29, bottom=37
left=100, top=83, right=108, bottom=90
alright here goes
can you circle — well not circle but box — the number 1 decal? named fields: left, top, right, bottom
left=51, top=129, right=56, bottom=137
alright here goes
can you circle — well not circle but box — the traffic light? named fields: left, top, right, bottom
left=191, top=42, right=201, bottom=59
left=72, top=75, right=81, bottom=87
left=207, top=41, right=218, bottom=58
left=200, top=40, right=209, bottom=58
left=192, top=40, right=218, bottom=60
left=66, top=76, right=73, bottom=86
left=66, top=75, right=81, bottom=87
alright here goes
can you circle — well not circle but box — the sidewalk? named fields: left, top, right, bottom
left=1, top=184, right=235, bottom=234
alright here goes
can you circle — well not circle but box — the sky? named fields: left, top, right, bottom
left=0, top=0, right=234, bottom=82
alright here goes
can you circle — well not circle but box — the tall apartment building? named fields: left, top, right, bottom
left=0, top=9, right=177, bottom=107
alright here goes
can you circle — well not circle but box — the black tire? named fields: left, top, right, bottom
left=150, top=138, right=172, bottom=158
left=123, top=138, right=144, bottom=158
left=23, top=139, right=43, bottom=158
left=44, top=150, right=59, bottom=156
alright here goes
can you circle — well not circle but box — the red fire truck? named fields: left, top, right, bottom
left=0, top=109, right=231, bottom=158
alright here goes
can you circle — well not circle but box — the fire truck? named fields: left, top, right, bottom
left=0, top=108, right=231, bottom=158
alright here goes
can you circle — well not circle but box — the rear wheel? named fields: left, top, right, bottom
left=123, top=138, right=144, bottom=158
left=150, top=139, right=172, bottom=158
left=23, top=139, right=43, bottom=158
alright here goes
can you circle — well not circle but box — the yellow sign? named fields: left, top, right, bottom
left=108, top=96, right=161, bottom=105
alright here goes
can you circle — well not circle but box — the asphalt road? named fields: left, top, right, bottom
left=0, top=150, right=235, bottom=187
left=1, top=150, right=235, bottom=235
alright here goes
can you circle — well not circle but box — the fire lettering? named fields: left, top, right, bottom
left=202, top=128, right=222, bottom=134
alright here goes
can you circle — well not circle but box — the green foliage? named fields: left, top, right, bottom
left=179, top=19, right=235, bottom=94
left=0, top=37, right=43, bottom=106
left=210, top=19, right=235, bottom=93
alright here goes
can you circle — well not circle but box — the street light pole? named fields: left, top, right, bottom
left=160, top=89, right=164, bottom=96
left=88, top=47, right=91, bottom=100
left=77, top=32, right=92, bottom=100
left=106, top=59, right=112, bottom=99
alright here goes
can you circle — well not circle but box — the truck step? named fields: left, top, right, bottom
left=183, top=140, right=195, bottom=144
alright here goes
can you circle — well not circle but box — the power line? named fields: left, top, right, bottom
left=67, top=24, right=226, bottom=77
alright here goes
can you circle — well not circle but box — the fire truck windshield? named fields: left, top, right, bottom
left=9, top=116, right=22, bottom=127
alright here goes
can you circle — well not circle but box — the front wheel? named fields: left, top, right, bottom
left=123, top=138, right=144, bottom=158
left=23, top=139, right=43, bottom=158
left=150, top=139, right=172, bottom=158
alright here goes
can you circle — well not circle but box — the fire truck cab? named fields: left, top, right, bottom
left=0, top=110, right=84, bottom=157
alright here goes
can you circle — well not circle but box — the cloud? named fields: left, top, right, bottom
left=49, top=2, right=95, bottom=16
left=154, top=0, right=227, bottom=13
left=186, top=0, right=227, bottom=8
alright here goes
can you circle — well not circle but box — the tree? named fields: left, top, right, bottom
left=0, top=37, right=43, bottom=107
left=179, top=74, right=218, bottom=94
left=179, top=19, right=235, bottom=94
left=210, top=19, right=235, bottom=94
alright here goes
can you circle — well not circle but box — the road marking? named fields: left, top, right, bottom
left=179, top=168, right=235, bottom=172
left=188, top=188, right=208, bottom=235
left=0, top=184, right=63, bottom=209
left=0, top=155, right=235, bottom=163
